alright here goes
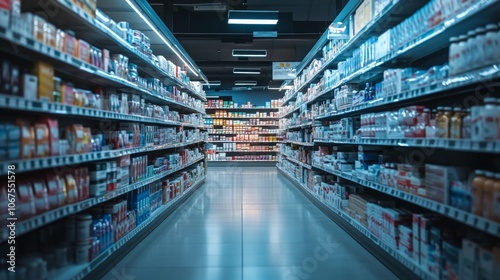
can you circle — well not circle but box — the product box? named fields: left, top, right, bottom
left=43, top=22, right=56, bottom=48
left=61, top=82, right=74, bottom=105
left=442, top=241, right=460, bottom=280
left=0, top=0, right=10, bottom=29
left=10, top=64, right=19, bottom=96
left=32, top=178, right=50, bottom=214
left=64, top=173, right=78, bottom=203
left=45, top=174, right=65, bottom=209
left=21, top=74, right=38, bottom=100
left=66, top=124, right=84, bottom=154
left=354, top=0, right=373, bottom=35
left=17, top=120, right=35, bottom=159
left=412, top=214, right=421, bottom=264
left=461, top=239, right=479, bottom=280
left=478, top=246, right=500, bottom=280
left=17, top=181, right=36, bottom=219
left=77, top=39, right=91, bottom=63
left=34, top=123, right=50, bottom=157
left=32, top=61, right=54, bottom=102
left=42, top=118, right=60, bottom=156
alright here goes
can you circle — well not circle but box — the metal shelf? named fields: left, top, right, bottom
left=0, top=94, right=205, bottom=125
left=277, top=166, right=436, bottom=280
left=286, top=122, right=314, bottom=130
left=285, top=140, right=315, bottom=147
left=23, top=0, right=206, bottom=101
left=316, top=64, right=500, bottom=120
left=208, top=160, right=277, bottom=162
left=281, top=155, right=312, bottom=169
left=312, top=163, right=500, bottom=237
left=206, top=117, right=278, bottom=120
left=209, top=141, right=278, bottom=143
left=0, top=140, right=205, bottom=175
left=315, top=138, right=500, bottom=154
left=0, top=28, right=208, bottom=112
left=205, top=107, right=280, bottom=111
left=284, top=0, right=500, bottom=121
left=48, top=176, right=205, bottom=280
left=0, top=156, right=205, bottom=242
left=211, top=150, right=278, bottom=153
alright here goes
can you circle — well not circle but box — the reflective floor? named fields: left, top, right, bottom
left=102, top=167, right=398, bottom=280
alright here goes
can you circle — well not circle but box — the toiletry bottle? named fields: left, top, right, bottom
left=473, top=27, right=487, bottom=70
left=462, top=108, right=471, bottom=139
left=482, top=97, right=498, bottom=140
left=484, top=24, right=500, bottom=66
left=472, top=170, right=486, bottom=215
left=449, top=37, right=459, bottom=76
left=437, top=107, right=451, bottom=138
left=491, top=173, right=500, bottom=222
left=483, top=171, right=496, bottom=218
left=450, top=107, right=463, bottom=139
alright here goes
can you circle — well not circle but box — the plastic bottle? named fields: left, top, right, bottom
left=450, top=107, right=463, bottom=139
left=465, top=31, right=475, bottom=71
left=457, top=35, right=468, bottom=74
left=462, top=108, right=471, bottom=139
left=449, top=36, right=459, bottom=76
left=471, top=170, right=486, bottom=215
left=484, top=24, right=500, bottom=66
left=473, top=27, right=487, bottom=69
left=437, top=107, right=452, bottom=138
left=483, top=171, right=496, bottom=218
left=482, top=97, right=498, bottom=140
left=491, top=173, right=500, bottom=222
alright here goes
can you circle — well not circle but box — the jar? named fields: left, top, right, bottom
left=465, top=31, right=475, bottom=72
left=462, top=108, right=471, bottom=139
left=482, top=97, right=498, bottom=140
left=450, top=107, right=463, bottom=139
left=484, top=24, right=500, bottom=66
left=457, top=35, right=468, bottom=74
left=75, top=238, right=91, bottom=264
left=76, top=213, right=93, bottom=240
left=54, top=246, right=68, bottom=268
left=473, top=27, right=486, bottom=69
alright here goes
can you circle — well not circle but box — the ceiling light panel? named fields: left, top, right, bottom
left=233, top=68, right=261, bottom=75
left=228, top=10, right=278, bottom=25
left=232, top=49, right=267, bottom=57
left=235, top=81, right=257, bottom=86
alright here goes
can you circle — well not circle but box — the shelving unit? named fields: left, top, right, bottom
left=0, top=0, right=208, bottom=279
left=278, top=0, right=500, bottom=279
left=205, top=97, right=281, bottom=165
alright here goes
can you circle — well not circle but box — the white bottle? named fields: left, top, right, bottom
left=465, top=31, right=476, bottom=72
left=483, top=24, right=500, bottom=66
left=449, top=36, right=459, bottom=76
left=473, top=27, right=487, bottom=69
left=482, top=97, right=499, bottom=140
left=457, top=35, right=468, bottom=74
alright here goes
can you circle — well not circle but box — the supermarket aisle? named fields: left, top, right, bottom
left=102, top=167, right=397, bottom=280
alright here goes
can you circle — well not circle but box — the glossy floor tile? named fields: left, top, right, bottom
left=102, top=167, right=398, bottom=280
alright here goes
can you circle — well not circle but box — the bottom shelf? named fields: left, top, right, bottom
left=49, top=177, right=206, bottom=280
left=276, top=166, right=432, bottom=280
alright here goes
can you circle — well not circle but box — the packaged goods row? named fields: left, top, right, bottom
left=280, top=145, right=312, bottom=166
left=312, top=145, right=500, bottom=220
left=0, top=117, right=206, bottom=160
left=208, top=128, right=278, bottom=134
left=204, top=119, right=278, bottom=127
left=0, top=149, right=203, bottom=224
left=307, top=169, right=500, bottom=280
left=285, top=130, right=314, bottom=144
left=205, top=99, right=282, bottom=109
left=0, top=58, right=205, bottom=114
left=208, top=135, right=278, bottom=142
left=0, top=164, right=204, bottom=280
left=0, top=0, right=204, bottom=96
left=209, top=143, right=277, bottom=152
left=209, top=111, right=279, bottom=118
left=208, top=154, right=276, bottom=161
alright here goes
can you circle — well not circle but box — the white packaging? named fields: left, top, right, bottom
left=461, top=239, right=479, bottom=280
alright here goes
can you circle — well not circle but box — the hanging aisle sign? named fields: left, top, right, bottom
left=327, top=21, right=350, bottom=40
left=272, top=62, right=300, bottom=80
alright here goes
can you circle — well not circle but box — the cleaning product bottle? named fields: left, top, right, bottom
left=471, top=170, right=486, bottom=215
left=482, top=171, right=496, bottom=218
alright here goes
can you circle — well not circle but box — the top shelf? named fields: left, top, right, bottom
left=205, top=107, right=280, bottom=111
left=282, top=0, right=430, bottom=105
left=25, top=0, right=207, bottom=101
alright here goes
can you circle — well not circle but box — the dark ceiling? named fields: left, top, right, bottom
left=147, top=0, right=347, bottom=90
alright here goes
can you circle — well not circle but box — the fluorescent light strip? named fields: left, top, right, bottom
left=228, top=19, right=278, bottom=25
left=235, top=81, right=257, bottom=86
left=204, top=81, right=221, bottom=86
left=253, top=31, right=277, bottom=38
left=232, top=49, right=267, bottom=57
left=233, top=68, right=261, bottom=75
left=125, top=0, right=199, bottom=77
